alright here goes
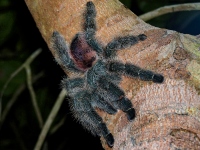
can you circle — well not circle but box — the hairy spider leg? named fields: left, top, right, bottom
left=91, top=93, right=117, bottom=114
left=79, top=110, right=114, bottom=147
left=71, top=91, right=115, bottom=147
left=84, top=1, right=96, bottom=32
left=98, top=77, right=136, bottom=121
left=63, top=77, right=116, bottom=147
left=52, top=31, right=81, bottom=72
left=62, top=77, right=84, bottom=91
left=104, top=34, right=147, bottom=58
left=86, top=60, right=123, bottom=89
left=62, top=77, right=117, bottom=115
left=108, top=61, right=164, bottom=83
left=86, top=60, right=136, bottom=120
left=84, top=1, right=103, bottom=54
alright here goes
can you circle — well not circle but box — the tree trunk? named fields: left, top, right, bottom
left=24, top=0, right=200, bottom=149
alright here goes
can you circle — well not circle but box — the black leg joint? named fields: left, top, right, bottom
left=105, top=133, right=114, bottom=148
left=152, top=74, right=164, bottom=83
left=108, top=62, right=125, bottom=73
left=138, top=34, right=147, bottom=41
left=99, top=123, right=114, bottom=147
left=124, top=108, right=136, bottom=121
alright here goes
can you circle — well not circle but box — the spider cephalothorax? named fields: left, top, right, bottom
left=51, top=1, right=164, bottom=147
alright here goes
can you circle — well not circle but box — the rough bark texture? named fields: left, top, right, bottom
left=24, top=0, right=200, bottom=149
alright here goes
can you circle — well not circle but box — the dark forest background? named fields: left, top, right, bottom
left=0, top=0, right=200, bottom=149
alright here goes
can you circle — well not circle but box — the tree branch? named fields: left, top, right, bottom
left=139, top=3, right=200, bottom=21
left=24, top=0, right=200, bottom=149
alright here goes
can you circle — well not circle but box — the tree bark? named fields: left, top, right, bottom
left=24, top=0, right=200, bottom=149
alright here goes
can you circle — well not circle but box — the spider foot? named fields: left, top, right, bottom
left=138, top=34, right=147, bottom=41
left=105, top=133, right=114, bottom=147
left=99, top=122, right=115, bottom=147
left=152, top=74, right=164, bottom=83
left=125, top=108, right=136, bottom=121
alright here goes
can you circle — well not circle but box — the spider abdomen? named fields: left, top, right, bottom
left=70, top=33, right=97, bottom=71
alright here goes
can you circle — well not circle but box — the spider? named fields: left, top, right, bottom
left=51, top=1, right=164, bottom=147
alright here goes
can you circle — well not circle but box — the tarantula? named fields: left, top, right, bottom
left=51, top=1, right=164, bottom=147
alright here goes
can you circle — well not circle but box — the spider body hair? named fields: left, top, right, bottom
left=84, top=2, right=103, bottom=54
left=96, top=80, right=135, bottom=120
left=108, top=62, right=164, bottom=83
left=51, top=1, right=164, bottom=147
left=52, top=32, right=81, bottom=72
left=105, top=34, right=147, bottom=58
left=91, top=93, right=117, bottom=114
left=86, top=60, right=107, bottom=88
left=68, top=89, right=115, bottom=146
left=84, top=1, right=96, bottom=32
